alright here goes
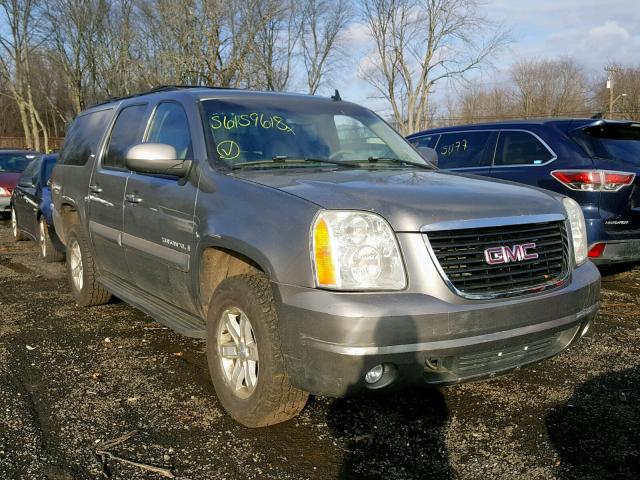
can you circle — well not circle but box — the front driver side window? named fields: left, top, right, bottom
left=146, top=102, right=193, bottom=160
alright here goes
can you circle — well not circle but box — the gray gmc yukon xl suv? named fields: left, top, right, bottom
left=51, top=86, right=600, bottom=427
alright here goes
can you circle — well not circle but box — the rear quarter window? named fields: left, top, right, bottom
left=59, top=109, right=113, bottom=166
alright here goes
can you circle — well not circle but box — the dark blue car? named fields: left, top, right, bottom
left=11, top=154, right=65, bottom=262
left=407, top=119, right=640, bottom=265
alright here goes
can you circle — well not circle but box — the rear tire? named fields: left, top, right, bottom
left=39, top=217, right=65, bottom=263
left=206, top=273, right=308, bottom=427
left=66, top=226, right=111, bottom=306
left=11, top=206, right=25, bottom=241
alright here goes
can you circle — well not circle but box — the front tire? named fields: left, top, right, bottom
left=39, top=217, right=65, bottom=263
left=206, top=273, right=308, bottom=427
left=66, top=226, right=111, bottom=306
left=11, top=206, right=25, bottom=241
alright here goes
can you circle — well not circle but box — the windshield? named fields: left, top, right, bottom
left=200, top=97, right=428, bottom=168
left=572, top=123, right=640, bottom=165
left=0, top=153, right=35, bottom=173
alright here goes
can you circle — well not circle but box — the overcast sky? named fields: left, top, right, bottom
left=336, top=0, right=640, bottom=112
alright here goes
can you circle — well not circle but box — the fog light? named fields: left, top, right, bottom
left=364, top=364, right=384, bottom=384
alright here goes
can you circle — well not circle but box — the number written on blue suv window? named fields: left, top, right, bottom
left=407, top=120, right=640, bottom=265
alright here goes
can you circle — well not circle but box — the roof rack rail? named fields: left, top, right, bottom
left=89, top=85, right=239, bottom=108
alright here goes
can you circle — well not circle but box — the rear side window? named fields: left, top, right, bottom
left=59, top=109, right=112, bottom=166
left=409, top=134, right=439, bottom=149
left=18, top=159, right=40, bottom=186
left=436, top=131, right=493, bottom=169
left=103, top=104, right=147, bottom=170
left=146, top=102, right=193, bottom=160
left=494, top=131, right=554, bottom=166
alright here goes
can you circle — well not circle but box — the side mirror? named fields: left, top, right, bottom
left=125, top=143, right=192, bottom=177
left=417, top=146, right=438, bottom=167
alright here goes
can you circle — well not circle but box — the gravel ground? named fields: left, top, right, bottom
left=0, top=219, right=638, bottom=480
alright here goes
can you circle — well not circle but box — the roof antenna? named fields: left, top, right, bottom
left=591, top=112, right=604, bottom=119
left=331, top=89, right=342, bottom=101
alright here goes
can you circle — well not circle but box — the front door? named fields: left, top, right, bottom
left=88, top=103, right=149, bottom=282
left=122, top=101, right=198, bottom=312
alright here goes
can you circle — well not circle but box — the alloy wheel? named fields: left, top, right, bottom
left=69, top=239, right=83, bottom=291
left=39, top=219, right=47, bottom=257
left=11, top=207, right=18, bottom=238
left=218, top=307, right=259, bottom=399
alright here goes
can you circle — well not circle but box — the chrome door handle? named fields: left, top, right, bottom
left=89, top=184, right=102, bottom=194
left=125, top=193, right=142, bottom=204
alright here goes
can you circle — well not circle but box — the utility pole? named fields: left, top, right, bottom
left=605, top=66, right=622, bottom=119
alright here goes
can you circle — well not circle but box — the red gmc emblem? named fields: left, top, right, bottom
left=484, top=242, right=538, bottom=265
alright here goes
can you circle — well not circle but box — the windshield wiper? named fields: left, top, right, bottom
left=231, top=156, right=362, bottom=169
left=364, top=156, right=433, bottom=169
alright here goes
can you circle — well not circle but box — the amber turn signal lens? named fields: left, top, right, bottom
left=313, top=218, right=336, bottom=286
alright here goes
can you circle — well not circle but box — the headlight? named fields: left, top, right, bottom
left=312, top=210, right=406, bottom=290
left=562, top=197, right=587, bottom=266
left=0, top=187, right=8, bottom=196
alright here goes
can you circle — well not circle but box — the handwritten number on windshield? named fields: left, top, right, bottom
left=210, top=113, right=295, bottom=135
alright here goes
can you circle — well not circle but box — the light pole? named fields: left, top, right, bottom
left=611, top=93, right=627, bottom=118
left=606, top=66, right=622, bottom=119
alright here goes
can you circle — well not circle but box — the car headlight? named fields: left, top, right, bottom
left=0, top=187, right=9, bottom=196
left=562, top=197, right=587, bottom=266
left=312, top=210, right=406, bottom=290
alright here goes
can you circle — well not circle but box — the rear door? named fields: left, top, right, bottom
left=122, top=101, right=199, bottom=312
left=14, top=158, right=41, bottom=236
left=431, top=130, right=496, bottom=174
left=88, top=103, right=149, bottom=282
left=488, top=129, right=557, bottom=186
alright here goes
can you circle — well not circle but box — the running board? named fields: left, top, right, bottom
left=99, top=274, right=206, bottom=338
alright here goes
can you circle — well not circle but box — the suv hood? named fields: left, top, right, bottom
left=233, top=169, right=565, bottom=232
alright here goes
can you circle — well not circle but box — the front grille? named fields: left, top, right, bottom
left=425, top=221, right=570, bottom=298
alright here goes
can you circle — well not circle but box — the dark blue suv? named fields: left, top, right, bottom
left=407, top=119, right=640, bottom=265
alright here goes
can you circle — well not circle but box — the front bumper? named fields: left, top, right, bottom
left=274, top=262, right=600, bottom=397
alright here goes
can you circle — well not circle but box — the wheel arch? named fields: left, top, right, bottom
left=57, top=202, right=81, bottom=245
left=196, top=238, right=271, bottom=316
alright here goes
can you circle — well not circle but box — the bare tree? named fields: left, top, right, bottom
left=251, top=0, right=302, bottom=91
left=300, top=0, right=351, bottom=94
left=45, top=0, right=112, bottom=114
left=0, top=0, right=49, bottom=150
left=510, top=57, right=589, bottom=118
left=592, top=65, right=640, bottom=120
left=360, top=0, right=510, bottom=134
